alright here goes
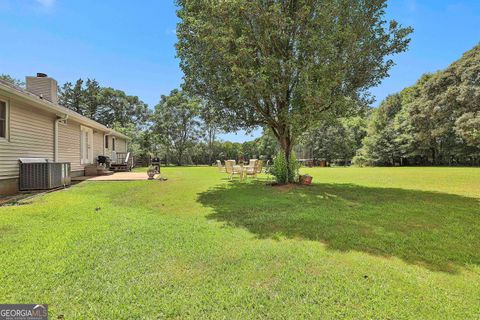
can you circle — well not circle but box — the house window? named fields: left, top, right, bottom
left=0, top=100, right=7, bottom=139
left=112, top=137, right=116, bottom=151
left=105, top=135, right=109, bottom=149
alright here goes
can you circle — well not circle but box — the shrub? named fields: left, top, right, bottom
left=352, top=155, right=368, bottom=167
left=271, top=151, right=300, bottom=184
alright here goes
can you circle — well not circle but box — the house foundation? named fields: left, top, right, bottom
left=0, top=178, right=19, bottom=195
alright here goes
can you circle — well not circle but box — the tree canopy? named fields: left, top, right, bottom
left=176, top=0, right=412, bottom=181
left=58, top=78, right=150, bottom=128
left=356, top=44, right=480, bottom=166
left=299, top=114, right=369, bottom=165
left=152, top=89, right=202, bottom=165
left=0, top=74, right=25, bottom=87
left=58, top=78, right=153, bottom=162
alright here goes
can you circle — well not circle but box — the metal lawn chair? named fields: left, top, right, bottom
left=216, top=160, right=226, bottom=173
left=225, top=160, right=243, bottom=180
left=244, top=160, right=263, bottom=179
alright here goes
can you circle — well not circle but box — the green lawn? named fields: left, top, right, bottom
left=0, top=167, right=479, bottom=319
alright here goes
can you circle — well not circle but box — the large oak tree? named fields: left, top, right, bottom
left=176, top=0, right=412, bottom=181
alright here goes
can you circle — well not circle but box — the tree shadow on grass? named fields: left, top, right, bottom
left=197, top=181, right=480, bottom=273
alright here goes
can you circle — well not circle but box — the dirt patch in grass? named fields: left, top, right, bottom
left=0, top=193, right=36, bottom=206
left=269, top=183, right=308, bottom=193
left=0, top=188, right=66, bottom=207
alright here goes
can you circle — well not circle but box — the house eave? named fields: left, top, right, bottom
left=0, top=80, right=130, bottom=140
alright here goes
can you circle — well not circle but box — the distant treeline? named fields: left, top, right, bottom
left=355, top=44, right=479, bottom=166
left=298, top=44, right=480, bottom=167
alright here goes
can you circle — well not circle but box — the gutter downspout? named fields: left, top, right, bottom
left=54, top=114, right=68, bottom=162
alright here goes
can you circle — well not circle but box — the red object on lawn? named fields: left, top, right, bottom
left=303, top=175, right=312, bottom=185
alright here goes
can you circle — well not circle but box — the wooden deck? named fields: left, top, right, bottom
left=111, top=152, right=134, bottom=172
left=72, top=172, right=158, bottom=181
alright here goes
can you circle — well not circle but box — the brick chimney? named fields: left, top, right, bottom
left=26, top=73, right=58, bottom=104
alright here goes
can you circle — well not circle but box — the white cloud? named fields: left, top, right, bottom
left=34, top=0, right=55, bottom=7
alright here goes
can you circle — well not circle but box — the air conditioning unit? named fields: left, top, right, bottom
left=19, top=158, right=71, bottom=191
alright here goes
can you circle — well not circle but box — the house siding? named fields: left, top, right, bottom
left=104, top=136, right=127, bottom=157
left=93, top=132, right=104, bottom=158
left=58, top=121, right=109, bottom=173
left=58, top=120, right=82, bottom=173
left=0, top=85, right=129, bottom=195
left=0, top=96, right=55, bottom=180
left=104, top=136, right=112, bottom=158
left=116, top=138, right=127, bottom=152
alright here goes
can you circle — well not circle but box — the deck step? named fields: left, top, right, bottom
left=110, top=164, right=129, bottom=172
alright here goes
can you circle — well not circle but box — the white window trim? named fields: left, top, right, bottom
left=0, top=98, right=9, bottom=142
left=80, top=125, right=94, bottom=165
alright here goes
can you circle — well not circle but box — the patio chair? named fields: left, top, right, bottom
left=244, top=160, right=262, bottom=179
left=255, top=160, right=264, bottom=175
left=216, top=160, right=226, bottom=173
left=225, top=160, right=243, bottom=180
left=263, top=160, right=271, bottom=173
left=263, top=160, right=275, bottom=181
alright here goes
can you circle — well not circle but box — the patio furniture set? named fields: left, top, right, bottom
left=216, top=159, right=266, bottom=180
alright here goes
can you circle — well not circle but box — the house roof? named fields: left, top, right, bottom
left=0, top=79, right=129, bottom=140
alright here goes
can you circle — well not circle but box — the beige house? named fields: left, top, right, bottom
left=0, top=74, right=129, bottom=194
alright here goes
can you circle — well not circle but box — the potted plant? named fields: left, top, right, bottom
left=147, top=166, right=156, bottom=180
left=299, top=174, right=313, bottom=185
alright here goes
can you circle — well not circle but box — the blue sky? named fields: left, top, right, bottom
left=0, top=0, right=479, bottom=142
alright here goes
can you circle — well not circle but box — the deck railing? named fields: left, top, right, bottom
left=114, top=152, right=134, bottom=170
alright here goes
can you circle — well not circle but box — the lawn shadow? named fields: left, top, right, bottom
left=198, top=181, right=480, bottom=273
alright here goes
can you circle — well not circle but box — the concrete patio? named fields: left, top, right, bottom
left=72, top=172, right=158, bottom=181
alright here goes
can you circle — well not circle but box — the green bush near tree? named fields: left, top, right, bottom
left=270, top=152, right=300, bottom=184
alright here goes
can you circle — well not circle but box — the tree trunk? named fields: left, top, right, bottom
left=279, top=135, right=295, bottom=183
left=177, top=150, right=183, bottom=166
left=208, top=128, right=215, bottom=166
